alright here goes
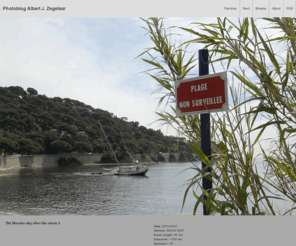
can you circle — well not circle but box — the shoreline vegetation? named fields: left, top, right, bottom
left=0, top=151, right=200, bottom=169
left=0, top=86, right=197, bottom=163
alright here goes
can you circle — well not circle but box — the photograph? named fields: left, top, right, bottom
left=0, top=1, right=295, bottom=245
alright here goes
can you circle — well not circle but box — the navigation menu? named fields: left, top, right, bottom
left=253, top=0, right=269, bottom=17
left=284, top=0, right=295, bottom=16
left=241, top=0, right=252, bottom=16
left=270, top=0, right=283, bottom=16
left=223, top=0, right=239, bottom=15
left=222, top=0, right=296, bottom=17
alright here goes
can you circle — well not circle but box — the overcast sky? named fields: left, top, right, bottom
left=0, top=16, right=287, bottom=158
left=0, top=17, right=213, bottom=135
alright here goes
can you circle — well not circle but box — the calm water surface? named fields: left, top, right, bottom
left=1, top=161, right=295, bottom=215
left=0, top=162, right=201, bottom=215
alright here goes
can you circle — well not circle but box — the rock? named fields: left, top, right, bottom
left=58, top=157, right=83, bottom=167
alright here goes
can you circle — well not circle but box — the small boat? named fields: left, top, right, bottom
left=98, top=120, right=148, bottom=176
left=114, top=165, right=149, bottom=176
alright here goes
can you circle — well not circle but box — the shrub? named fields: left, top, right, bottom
left=74, top=141, right=93, bottom=153
left=18, top=138, right=43, bottom=155
left=149, top=154, right=157, bottom=162
left=157, top=153, right=166, bottom=162
left=50, top=140, right=73, bottom=153
left=0, top=137, right=19, bottom=154
left=178, top=152, right=187, bottom=162
left=100, top=152, right=117, bottom=163
left=169, top=153, right=177, bottom=162
left=58, top=156, right=83, bottom=166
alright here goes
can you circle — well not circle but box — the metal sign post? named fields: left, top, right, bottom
left=199, top=49, right=212, bottom=215
left=175, top=49, right=228, bottom=215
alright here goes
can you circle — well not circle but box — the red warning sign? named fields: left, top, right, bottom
left=175, top=72, right=229, bottom=116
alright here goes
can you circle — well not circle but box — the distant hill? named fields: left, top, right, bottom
left=0, top=86, right=195, bottom=162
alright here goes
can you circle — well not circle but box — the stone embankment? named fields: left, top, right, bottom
left=0, top=152, right=187, bottom=169
left=0, top=153, right=104, bottom=169
left=149, top=152, right=180, bottom=162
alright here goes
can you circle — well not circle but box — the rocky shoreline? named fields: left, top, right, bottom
left=0, top=152, right=197, bottom=169
left=0, top=161, right=193, bottom=177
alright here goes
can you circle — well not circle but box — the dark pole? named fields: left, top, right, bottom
left=199, top=49, right=212, bottom=215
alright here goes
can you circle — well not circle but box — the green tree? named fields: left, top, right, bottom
left=5, top=92, right=19, bottom=100
left=18, top=138, right=43, bottom=155
left=0, top=137, right=19, bottom=154
left=121, top=139, right=140, bottom=153
left=74, top=141, right=93, bottom=153
left=62, top=114, right=76, bottom=125
left=133, top=132, right=142, bottom=140
left=0, top=95, right=10, bottom=105
left=0, top=87, right=8, bottom=96
left=50, top=140, right=73, bottom=153
left=91, top=139, right=107, bottom=153
left=8, top=86, right=27, bottom=97
left=0, top=118, right=19, bottom=131
left=43, top=131, right=59, bottom=154
left=30, top=97, right=46, bottom=110
left=27, top=87, right=38, bottom=96
left=35, top=113, right=55, bottom=131
left=74, top=132, right=89, bottom=142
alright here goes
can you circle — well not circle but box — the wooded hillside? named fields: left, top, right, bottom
left=0, top=86, right=194, bottom=161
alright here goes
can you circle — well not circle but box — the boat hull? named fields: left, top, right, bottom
left=114, top=168, right=148, bottom=176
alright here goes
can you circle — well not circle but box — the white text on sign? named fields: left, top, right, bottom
left=179, top=96, right=223, bottom=108
left=191, top=83, right=207, bottom=92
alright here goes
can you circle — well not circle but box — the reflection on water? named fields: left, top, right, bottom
left=1, top=161, right=295, bottom=215
left=0, top=162, right=200, bottom=215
